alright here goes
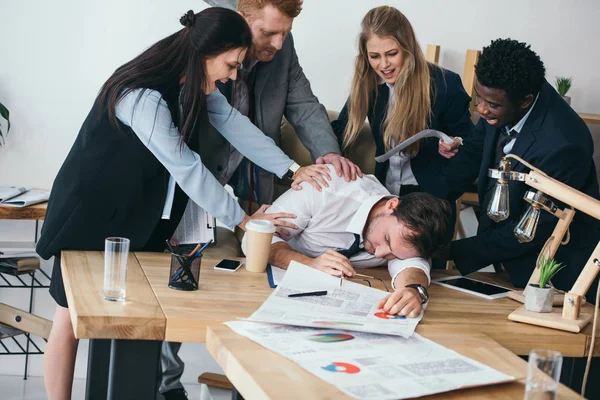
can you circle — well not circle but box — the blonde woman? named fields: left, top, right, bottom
left=332, top=6, right=472, bottom=198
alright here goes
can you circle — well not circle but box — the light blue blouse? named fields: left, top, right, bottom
left=115, top=88, right=293, bottom=229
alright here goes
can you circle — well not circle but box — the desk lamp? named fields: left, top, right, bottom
left=486, top=154, right=600, bottom=333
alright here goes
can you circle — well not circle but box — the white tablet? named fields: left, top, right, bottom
left=432, top=276, right=512, bottom=300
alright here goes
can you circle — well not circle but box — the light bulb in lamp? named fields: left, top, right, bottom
left=486, top=159, right=513, bottom=222
left=487, top=180, right=510, bottom=222
left=514, top=204, right=541, bottom=243
left=513, top=190, right=559, bottom=243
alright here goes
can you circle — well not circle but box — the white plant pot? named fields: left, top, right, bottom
left=562, top=95, right=571, bottom=105
left=524, top=284, right=554, bottom=313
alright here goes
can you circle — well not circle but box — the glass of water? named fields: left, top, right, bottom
left=104, top=237, right=130, bottom=301
left=524, top=349, right=562, bottom=400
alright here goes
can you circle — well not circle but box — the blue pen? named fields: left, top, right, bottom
left=171, top=240, right=213, bottom=282
left=192, top=239, right=213, bottom=258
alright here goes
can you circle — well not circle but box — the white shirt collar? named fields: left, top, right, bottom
left=345, top=195, right=396, bottom=243
left=506, top=93, right=540, bottom=135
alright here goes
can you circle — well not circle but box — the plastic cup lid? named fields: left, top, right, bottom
left=246, top=220, right=276, bottom=233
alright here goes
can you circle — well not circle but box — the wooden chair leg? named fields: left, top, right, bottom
left=446, top=196, right=464, bottom=270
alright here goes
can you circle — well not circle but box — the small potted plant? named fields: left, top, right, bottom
left=525, top=256, right=565, bottom=313
left=0, top=101, right=9, bottom=147
left=555, top=76, right=573, bottom=105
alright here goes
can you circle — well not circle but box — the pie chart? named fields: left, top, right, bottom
left=321, top=362, right=361, bottom=374
left=309, top=333, right=355, bottom=343
left=374, top=311, right=406, bottom=320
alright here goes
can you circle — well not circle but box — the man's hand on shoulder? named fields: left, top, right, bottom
left=316, top=153, right=363, bottom=182
left=307, top=250, right=356, bottom=278
left=377, top=287, right=423, bottom=318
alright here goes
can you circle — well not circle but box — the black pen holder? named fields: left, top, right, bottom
left=168, top=252, right=201, bottom=291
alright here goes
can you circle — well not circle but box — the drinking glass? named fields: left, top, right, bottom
left=524, top=349, right=562, bottom=400
left=103, top=237, right=130, bottom=301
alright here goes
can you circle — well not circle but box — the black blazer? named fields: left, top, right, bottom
left=431, top=81, right=600, bottom=295
left=36, top=86, right=194, bottom=259
left=331, top=66, right=473, bottom=195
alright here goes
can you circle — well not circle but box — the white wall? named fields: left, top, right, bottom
left=0, top=0, right=599, bottom=382
left=292, top=0, right=600, bottom=114
left=1, top=0, right=599, bottom=186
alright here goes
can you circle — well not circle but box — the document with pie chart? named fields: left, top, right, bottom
left=243, top=261, right=424, bottom=338
left=225, top=320, right=514, bottom=400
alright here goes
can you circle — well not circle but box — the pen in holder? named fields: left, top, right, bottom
left=168, top=251, right=201, bottom=291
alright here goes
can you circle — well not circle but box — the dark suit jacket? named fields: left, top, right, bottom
left=431, top=81, right=600, bottom=295
left=199, top=33, right=340, bottom=204
left=36, top=86, right=193, bottom=259
left=331, top=66, right=473, bottom=196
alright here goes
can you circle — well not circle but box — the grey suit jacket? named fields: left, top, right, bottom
left=199, top=33, right=340, bottom=204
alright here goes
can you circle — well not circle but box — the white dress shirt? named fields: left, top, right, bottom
left=384, top=83, right=418, bottom=195
left=242, top=165, right=431, bottom=286
left=502, top=93, right=539, bottom=154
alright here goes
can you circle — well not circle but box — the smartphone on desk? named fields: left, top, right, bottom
left=214, top=259, right=243, bottom=272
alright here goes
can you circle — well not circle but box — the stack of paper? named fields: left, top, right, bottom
left=0, top=186, right=49, bottom=207
left=248, top=262, right=422, bottom=338
left=226, top=262, right=515, bottom=399
left=227, top=321, right=514, bottom=400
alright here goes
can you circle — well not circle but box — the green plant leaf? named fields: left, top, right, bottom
left=0, top=101, right=10, bottom=145
left=555, top=76, right=573, bottom=96
left=537, top=255, right=566, bottom=288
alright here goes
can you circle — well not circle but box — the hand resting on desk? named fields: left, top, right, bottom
left=378, top=267, right=429, bottom=318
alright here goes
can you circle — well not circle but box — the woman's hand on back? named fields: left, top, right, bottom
left=291, top=165, right=332, bottom=191
left=238, top=205, right=297, bottom=237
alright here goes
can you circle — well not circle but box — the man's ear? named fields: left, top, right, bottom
left=520, top=94, right=534, bottom=110
left=385, top=197, right=400, bottom=211
left=237, top=10, right=249, bottom=22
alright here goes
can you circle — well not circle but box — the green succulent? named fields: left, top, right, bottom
left=538, top=256, right=566, bottom=288
left=0, top=101, right=9, bottom=147
left=555, top=76, right=572, bottom=97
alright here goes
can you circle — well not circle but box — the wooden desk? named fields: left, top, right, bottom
left=62, top=251, right=165, bottom=340
left=207, top=325, right=582, bottom=399
left=0, top=202, right=47, bottom=248
left=136, top=252, right=270, bottom=342
left=425, top=271, right=598, bottom=358
left=61, top=250, right=165, bottom=400
left=62, top=251, right=597, bottom=398
left=0, top=202, right=47, bottom=220
left=134, top=252, right=597, bottom=357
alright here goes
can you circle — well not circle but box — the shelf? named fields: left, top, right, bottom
left=579, top=113, right=600, bottom=124
left=0, top=267, right=50, bottom=288
left=0, top=323, right=46, bottom=355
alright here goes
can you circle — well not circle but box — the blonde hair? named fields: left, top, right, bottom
left=237, top=0, right=303, bottom=19
left=343, top=6, right=432, bottom=156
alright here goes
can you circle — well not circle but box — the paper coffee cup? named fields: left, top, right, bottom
left=245, top=220, right=275, bottom=273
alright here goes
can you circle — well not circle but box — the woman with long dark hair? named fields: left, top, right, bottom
left=36, top=8, right=328, bottom=399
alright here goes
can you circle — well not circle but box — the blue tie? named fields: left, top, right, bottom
left=337, top=234, right=363, bottom=258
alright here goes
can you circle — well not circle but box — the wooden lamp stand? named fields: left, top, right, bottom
left=488, top=155, right=600, bottom=333
left=508, top=241, right=600, bottom=332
